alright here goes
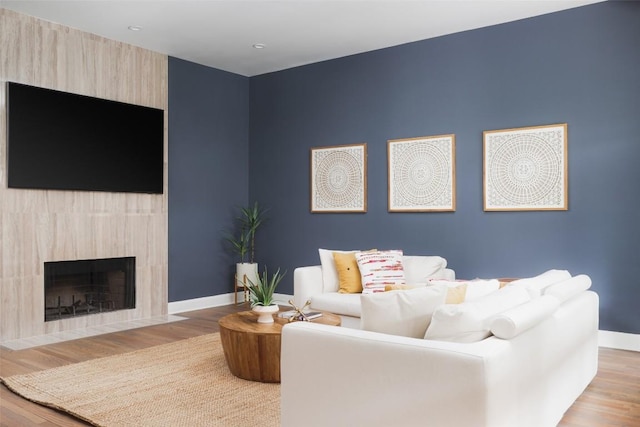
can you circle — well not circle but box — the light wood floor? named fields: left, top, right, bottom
left=1, top=304, right=638, bottom=426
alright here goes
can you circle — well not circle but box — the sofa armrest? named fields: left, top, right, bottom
left=293, top=265, right=323, bottom=308
left=442, top=268, right=455, bottom=280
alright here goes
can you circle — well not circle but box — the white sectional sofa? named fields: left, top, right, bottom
left=293, top=251, right=455, bottom=328
left=282, top=270, right=599, bottom=427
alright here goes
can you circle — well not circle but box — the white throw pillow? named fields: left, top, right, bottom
left=356, top=250, right=405, bottom=294
left=543, top=274, right=591, bottom=302
left=402, top=256, right=448, bottom=285
left=490, top=295, right=560, bottom=339
left=507, top=269, right=571, bottom=298
left=360, top=285, right=448, bottom=338
left=424, top=285, right=531, bottom=343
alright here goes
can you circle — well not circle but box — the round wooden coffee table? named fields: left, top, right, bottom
left=219, top=310, right=341, bottom=383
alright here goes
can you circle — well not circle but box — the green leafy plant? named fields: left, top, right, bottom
left=239, top=202, right=268, bottom=263
left=246, top=267, right=286, bottom=307
left=225, top=228, right=249, bottom=263
left=226, top=202, right=268, bottom=264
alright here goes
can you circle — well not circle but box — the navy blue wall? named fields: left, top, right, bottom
left=248, top=2, right=640, bottom=333
left=168, top=57, right=249, bottom=301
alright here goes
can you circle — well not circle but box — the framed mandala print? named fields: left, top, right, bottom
left=387, top=134, right=456, bottom=212
left=310, top=143, right=367, bottom=213
left=483, top=123, right=568, bottom=211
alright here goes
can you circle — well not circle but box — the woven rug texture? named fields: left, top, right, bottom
left=1, top=333, right=280, bottom=427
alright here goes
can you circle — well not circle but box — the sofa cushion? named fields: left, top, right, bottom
left=506, top=269, right=571, bottom=298
left=464, top=280, right=502, bottom=300
left=424, top=285, right=531, bottom=343
left=428, top=279, right=500, bottom=301
left=360, top=285, right=448, bottom=338
left=543, top=274, right=591, bottom=302
left=333, top=252, right=363, bottom=293
left=490, top=295, right=560, bottom=339
left=385, top=283, right=467, bottom=305
left=311, top=292, right=362, bottom=317
left=402, top=256, right=448, bottom=285
left=356, top=250, right=405, bottom=294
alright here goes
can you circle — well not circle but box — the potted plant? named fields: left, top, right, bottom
left=246, top=267, right=286, bottom=324
left=241, top=201, right=268, bottom=265
left=225, top=202, right=268, bottom=301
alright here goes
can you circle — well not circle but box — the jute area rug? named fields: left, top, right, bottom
left=1, top=333, right=280, bottom=426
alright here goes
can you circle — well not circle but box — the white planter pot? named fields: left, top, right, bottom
left=252, top=304, right=279, bottom=324
left=236, top=263, right=258, bottom=288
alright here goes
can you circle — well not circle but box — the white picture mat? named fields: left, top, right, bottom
left=484, top=123, right=567, bottom=211
left=388, top=135, right=456, bottom=212
left=310, top=143, right=367, bottom=213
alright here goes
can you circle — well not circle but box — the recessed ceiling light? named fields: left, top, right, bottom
left=128, top=26, right=142, bottom=31
left=252, top=43, right=266, bottom=49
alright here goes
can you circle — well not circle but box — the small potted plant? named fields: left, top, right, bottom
left=241, top=201, right=268, bottom=265
left=246, top=267, right=286, bottom=324
left=225, top=202, right=268, bottom=298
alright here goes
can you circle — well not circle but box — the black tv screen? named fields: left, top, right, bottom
left=7, top=82, right=164, bottom=194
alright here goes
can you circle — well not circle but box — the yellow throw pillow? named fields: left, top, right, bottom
left=445, top=284, right=467, bottom=304
left=333, top=252, right=363, bottom=293
left=498, top=278, right=519, bottom=288
left=384, top=284, right=413, bottom=292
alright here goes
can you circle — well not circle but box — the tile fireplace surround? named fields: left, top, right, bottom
left=0, top=9, right=169, bottom=342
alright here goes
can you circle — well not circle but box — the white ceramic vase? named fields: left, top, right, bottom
left=252, top=304, right=279, bottom=324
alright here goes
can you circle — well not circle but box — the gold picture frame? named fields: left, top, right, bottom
left=310, top=143, right=367, bottom=213
left=483, top=123, right=568, bottom=211
left=387, top=134, right=456, bottom=212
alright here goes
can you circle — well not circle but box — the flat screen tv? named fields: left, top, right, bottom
left=6, top=82, right=164, bottom=194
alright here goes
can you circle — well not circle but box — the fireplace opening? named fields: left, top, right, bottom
left=44, top=257, right=135, bottom=322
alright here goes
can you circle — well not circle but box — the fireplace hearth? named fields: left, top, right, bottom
left=44, top=257, right=136, bottom=322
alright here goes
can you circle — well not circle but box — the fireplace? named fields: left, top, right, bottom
left=44, top=257, right=136, bottom=322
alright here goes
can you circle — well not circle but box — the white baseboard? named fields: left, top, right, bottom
left=168, top=293, right=293, bottom=314
left=598, top=330, right=640, bottom=352
left=168, top=294, right=235, bottom=314
left=169, top=295, right=639, bottom=352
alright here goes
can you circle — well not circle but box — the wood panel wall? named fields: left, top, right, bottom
left=0, top=9, right=169, bottom=341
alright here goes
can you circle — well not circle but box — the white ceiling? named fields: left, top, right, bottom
left=2, top=0, right=603, bottom=77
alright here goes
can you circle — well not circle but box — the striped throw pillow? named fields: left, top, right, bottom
left=356, top=250, right=405, bottom=294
